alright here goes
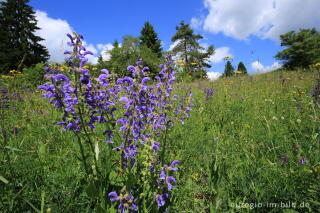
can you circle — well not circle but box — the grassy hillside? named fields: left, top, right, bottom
left=1, top=70, right=320, bottom=212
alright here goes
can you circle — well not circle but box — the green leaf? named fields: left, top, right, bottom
left=5, top=146, right=22, bottom=152
left=38, top=143, right=46, bottom=160
left=0, top=175, right=9, bottom=184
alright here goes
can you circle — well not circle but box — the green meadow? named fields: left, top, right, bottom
left=1, top=69, right=319, bottom=212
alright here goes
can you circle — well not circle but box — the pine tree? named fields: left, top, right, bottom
left=171, top=21, right=214, bottom=79
left=275, top=28, right=320, bottom=69
left=0, top=0, right=49, bottom=74
left=237, top=62, right=247, bottom=75
left=140, top=21, right=162, bottom=57
left=224, top=61, right=234, bottom=77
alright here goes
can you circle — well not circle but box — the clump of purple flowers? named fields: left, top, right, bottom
left=38, top=33, right=193, bottom=210
left=111, top=55, right=188, bottom=208
left=204, top=88, right=215, bottom=100
left=108, top=191, right=138, bottom=213
left=38, top=33, right=118, bottom=135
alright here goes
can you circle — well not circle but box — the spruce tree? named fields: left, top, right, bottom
left=0, top=0, right=49, bottom=74
left=140, top=21, right=162, bottom=57
left=171, top=21, right=214, bottom=79
left=224, top=61, right=234, bottom=77
left=237, top=61, right=247, bottom=75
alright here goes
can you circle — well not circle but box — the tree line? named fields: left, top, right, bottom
left=94, top=20, right=215, bottom=80
left=1, top=0, right=319, bottom=78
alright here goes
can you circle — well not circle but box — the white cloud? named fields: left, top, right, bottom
left=97, top=43, right=114, bottom=61
left=35, top=10, right=73, bottom=63
left=209, top=46, right=232, bottom=63
left=198, top=0, right=320, bottom=41
left=207, top=72, right=222, bottom=81
left=190, top=17, right=203, bottom=29
left=35, top=10, right=111, bottom=64
left=251, top=61, right=282, bottom=73
left=168, top=40, right=180, bottom=51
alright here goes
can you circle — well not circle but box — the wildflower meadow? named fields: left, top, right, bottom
left=0, top=31, right=319, bottom=213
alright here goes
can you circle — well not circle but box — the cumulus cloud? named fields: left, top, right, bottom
left=209, top=46, right=232, bottom=63
left=207, top=72, right=222, bottom=81
left=35, top=10, right=73, bottom=63
left=97, top=43, right=114, bottom=61
left=251, top=61, right=282, bottom=73
left=35, top=10, right=111, bottom=64
left=196, top=0, right=320, bottom=41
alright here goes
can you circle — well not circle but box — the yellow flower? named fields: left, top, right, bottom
left=92, top=67, right=97, bottom=71
left=191, top=62, right=197, bottom=65
left=83, top=65, right=89, bottom=69
left=234, top=71, right=242, bottom=74
left=315, top=62, right=320, bottom=66
left=179, top=63, right=185, bottom=67
left=177, top=59, right=184, bottom=63
left=224, top=56, right=233, bottom=60
left=192, top=173, right=199, bottom=181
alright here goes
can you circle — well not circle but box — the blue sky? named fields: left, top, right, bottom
left=29, top=0, right=320, bottom=78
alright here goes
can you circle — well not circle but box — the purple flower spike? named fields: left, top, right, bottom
left=152, top=142, right=160, bottom=151
left=169, top=160, right=180, bottom=171
left=66, top=33, right=73, bottom=41
left=131, top=203, right=138, bottom=211
left=101, top=69, right=109, bottom=74
left=166, top=176, right=176, bottom=190
left=97, top=73, right=109, bottom=87
left=119, top=96, right=129, bottom=103
left=80, top=76, right=90, bottom=84
left=83, top=50, right=93, bottom=56
left=79, top=46, right=86, bottom=51
left=160, top=170, right=166, bottom=180
left=80, top=58, right=88, bottom=68
left=141, top=77, right=151, bottom=86
left=108, top=192, right=119, bottom=201
left=156, top=194, right=165, bottom=206
left=127, top=65, right=136, bottom=74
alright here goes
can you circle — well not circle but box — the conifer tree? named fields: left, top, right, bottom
left=224, top=61, right=234, bottom=77
left=140, top=21, right=162, bottom=57
left=171, top=21, right=214, bottom=79
left=237, top=61, right=247, bottom=75
left=0, top=0, right=49, bottom=74
left=275, top=28, right=320, bottom=69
